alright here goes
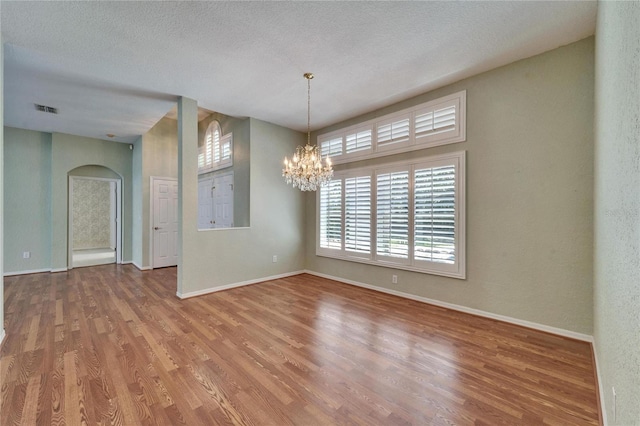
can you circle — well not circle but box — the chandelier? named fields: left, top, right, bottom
left=283, top=73, right=333, bottom=191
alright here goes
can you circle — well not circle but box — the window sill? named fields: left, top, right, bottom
left=315, top=250, right=466, bottom=280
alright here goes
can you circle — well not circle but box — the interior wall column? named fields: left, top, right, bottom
left=176, top=97, right=198, bottom=295
left=1, top=31, right=6, bottom=343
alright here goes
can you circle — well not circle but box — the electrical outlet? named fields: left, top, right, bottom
left=612, top=387, right=616, bottom=422
left=23, top=251, right=31, bottom=259
left=272, top=255, right=278, bottom=263
left=392, top=275, right=398, bottom=284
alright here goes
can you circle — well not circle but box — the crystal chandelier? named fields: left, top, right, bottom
left=283, top=73, right=333, bottom=191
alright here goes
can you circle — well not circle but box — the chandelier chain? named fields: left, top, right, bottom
left=307, top=76, right=311, bottom=145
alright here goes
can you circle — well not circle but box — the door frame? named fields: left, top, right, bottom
left=150, top=176, right=178, bottom=269
left=68, top=176, right=122, bottom=269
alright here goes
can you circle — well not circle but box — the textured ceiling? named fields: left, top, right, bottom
left=1, top=1, right=596, bottom=143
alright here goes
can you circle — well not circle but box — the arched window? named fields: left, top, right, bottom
left=199, top=121, right=233, bottom=173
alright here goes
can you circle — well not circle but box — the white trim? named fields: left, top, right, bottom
left=316, top=150, right=466, bottom=279
left=69, top=176, right=122, bottom=269
left=320, top=90, right=466, bottom=165
left=303, top=270, right=593, bottom=342
left=4, top=268, right=51, bottom=277
left=0, top=329, right=5, bottom=348
left=51, top=268, right=68, bottom=273
left=131, top=261, right=152, bottom=271
left=176, top=270, right=305, bottom=299
left=592, top=342, right=608, bottom=425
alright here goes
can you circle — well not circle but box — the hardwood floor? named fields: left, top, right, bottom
left=1, top=265, right=600, bottom=425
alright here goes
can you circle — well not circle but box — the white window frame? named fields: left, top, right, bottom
left=318, top=90, right=466, bottom=165
left=199, top=121, right=233, bottom=174
left=316, top=150, right=466, bottom=279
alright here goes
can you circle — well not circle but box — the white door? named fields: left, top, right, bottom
left=152, top=178, right=178, bottom=268
left=213, top=173, right=234, bottom=228
left=198, top=178, right=214, bottom=229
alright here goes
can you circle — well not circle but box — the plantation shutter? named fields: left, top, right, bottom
left=319, top=179, right=343, bottom=250
left=199, top=131, right=214, bottom=172
left=344, top=175, right=371, bottom=254
left=377, top=116, right=410, bottom=148
left=345, top=129, right=372, bottom=154
left=221, top=137, right=230, bottom=161
left=376, top=170, right=409, bottom=259
left=321, top=136, right=343, bottom=157
left=213, top=129, right=221, bottom=163
left=414, top=100, right=458, bottom=144
left=198, top=150, right=205, bottom=170
left=414, top=165, right=456, bottom=264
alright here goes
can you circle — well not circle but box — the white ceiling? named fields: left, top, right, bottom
left=1, top=1, right=596, bottom=143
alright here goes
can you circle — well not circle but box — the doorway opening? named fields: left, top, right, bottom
left=68, top=172, right=122, bottom=269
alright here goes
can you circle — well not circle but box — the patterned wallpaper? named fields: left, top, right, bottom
left=72, top=179, right=112, bottom=249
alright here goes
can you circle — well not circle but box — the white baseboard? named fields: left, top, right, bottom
left=51, top=267, right=68, bottom=273
left=304, top=270, right=594, bottom=343
left=131, top=261, right=152, bottom=271
left=592, top=342, right=608, bottom=425
left=3, top=268, right=51, bottom=277
left=177, top=270, right=305, bottom=299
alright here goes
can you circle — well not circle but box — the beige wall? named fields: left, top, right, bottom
left=593, top=1, right=640, bottom=424
left=134, top=117, right=178, bottom=268
left=306, top=37, right=595, bottom=335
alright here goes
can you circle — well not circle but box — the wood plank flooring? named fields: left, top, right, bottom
left=1, top=265, right=600, bottom=425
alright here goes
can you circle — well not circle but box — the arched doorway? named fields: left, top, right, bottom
left=68, top=165, right=123, bottom=268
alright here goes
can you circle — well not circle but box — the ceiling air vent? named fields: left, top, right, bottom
left=35, top=104, right=58, bottom=114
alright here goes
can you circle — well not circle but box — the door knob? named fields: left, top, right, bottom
left=154, top=226, right=160, bottom=230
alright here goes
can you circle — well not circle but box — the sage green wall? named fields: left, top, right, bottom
left=50, top=133, right=133, bottom=269
left=136, top=117, right=178, bottom=268
left=69, top=165, right=119, bottom=179
left=593, top=2, right=640, bottom=424
left=3, top=128, right=52, bottom=273
left=179, top=114, right=305, bottom=295
left=198, top=113, right=250, bottom=228
left=306, top=37, right=595, bottom=335
left=3, top=129, right=132, bottom=272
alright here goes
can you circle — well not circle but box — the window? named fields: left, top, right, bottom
left=345, top=127, right=373, bottom=155
left=199, top=121, right=233, bottom=174
left=376, top=168, right=410, bottom=262
left=317, top=151, right=465, bottom=279
left=319, top=180, right=342, bottom=250
left=344, top=175, right=372, bottom=255
left=377, top=115, right=410, bottom=150
left=318, top=90, right=466, bottom=165
left=320, top=136, right=343, bottom=158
